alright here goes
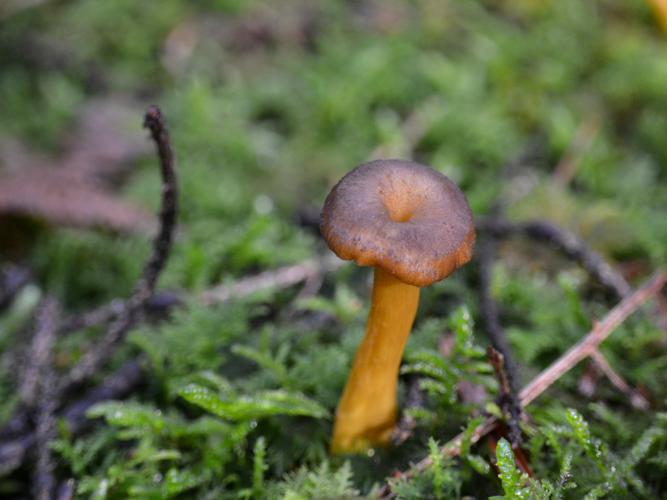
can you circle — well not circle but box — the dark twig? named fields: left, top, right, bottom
left=0, top=410, right=29, bottom=442
left=58, top=106, right=177, bottom=391
left=0, top=106, right=175, bottom=480
left=136, top=106, right=178, bottom=299
left=478, top=218, right=632, bottom=300
left=58, top=291, right=183, bottom=335
left=487, top=346, right=522, bottom=446
left=27, top=298, right=60, bottom=500
left=34, top=372, right=58, bottom=500
left=478, top=236, right=522, bottom=445
left=58, top=298, right=126, bottom=334
left=487, top=347, right=512, bottom=397
left=0, top=359, right=143, bottom=475
left=0, top=433, right=34, bottom=476
left=380, top=271, right=666, bottom=497
left=20, top=298, right=59, bottom=406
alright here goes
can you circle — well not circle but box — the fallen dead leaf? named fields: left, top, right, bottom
left=0, top=169, right=153, bottom=233
left=0, top=96, right=154, bottom=234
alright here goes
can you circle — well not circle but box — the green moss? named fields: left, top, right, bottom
left=1, top=0, right=666, bottom=497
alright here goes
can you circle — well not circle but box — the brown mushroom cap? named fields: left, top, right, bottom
left=320, top=159, right=475, bottom=287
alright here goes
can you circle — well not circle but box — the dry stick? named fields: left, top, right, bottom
left=19, top=298, right=58, bottom=406
left=34, top=370, right=58, bottom=500
left=519, top=271, right=665, bottom=405
left=478, top=236, right=522, bottom=446
left=480, top=217, right=657, bottom=408
left=487, top=348, right=512, bottom=400
left=58, top=298, right=126, bottom=334
left=58, top=106, right=177, bottom=391
left=0, top=106, right=175, bottom=476
left=28, top=298, right=60, bottom=500
left=478, top=218, right=632, bottom=300
left=380, top=271, right=666, bottom=495
left=589, top=349, right=650, bottom=410
left=200, top=256, right=341, bottom=305
left=58, top=290, right=183, bottom=335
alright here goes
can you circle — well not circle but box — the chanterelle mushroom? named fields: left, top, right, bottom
left=320, top=159, right=475, bottom=454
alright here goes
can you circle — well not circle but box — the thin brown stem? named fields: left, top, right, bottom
left=590, top=349, right=650, bottom=410
left=58, top=106, right=177, bottom=391
left=29, top=298, right=60, bottom=500
left=200, top=256, right=341, bottom=306
left=479, top=235, right=522, bottom=445
left=518, top=271, right=665, bottom=406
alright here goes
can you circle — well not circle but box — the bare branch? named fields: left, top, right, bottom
left=519, top=271, right=665, bottom=406
left=478, top=235, right=522, bottom=445
left=59, top=106, right=177, bottom=390
left=28, top=298, right=60, bottom=500
left=589, top=349, right=649, bottom=410
left=20, top=298, right=59, bottom=406
left=200, top=256, right=341, bottom=306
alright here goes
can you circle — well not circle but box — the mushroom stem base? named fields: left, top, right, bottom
left=331, top=268, right=420, bottom=454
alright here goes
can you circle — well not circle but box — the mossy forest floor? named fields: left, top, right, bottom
left=1, top=1, right=666, bottom=498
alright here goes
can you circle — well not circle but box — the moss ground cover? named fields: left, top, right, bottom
left=1, top=1, right=666, bottom=497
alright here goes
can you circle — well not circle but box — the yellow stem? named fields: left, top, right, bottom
left=331, top=267, right=420, bottom=454
left=648, top=0, right=667, bottom=33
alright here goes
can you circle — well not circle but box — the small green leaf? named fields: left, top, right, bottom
left=466, top=454, right=491, bottom=475
left=87, top=402, right=166, bottom=432
left=565, top=408, right=606, bottom=472
left=252, top=437, right=268, bottom=499
left=450, top=306, right=476, bottom=355
left=565, top=409, right=592, bottom=452
left=495, top=438, right=529, bottom=499
left=428, top=438, right=445, bottom=499
left=164, top=468, right=202, bottom=496
left=178, top=384, right=328, bottom=420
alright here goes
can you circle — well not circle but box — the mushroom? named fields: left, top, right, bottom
left=320, top=159, right=475, bottom=453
